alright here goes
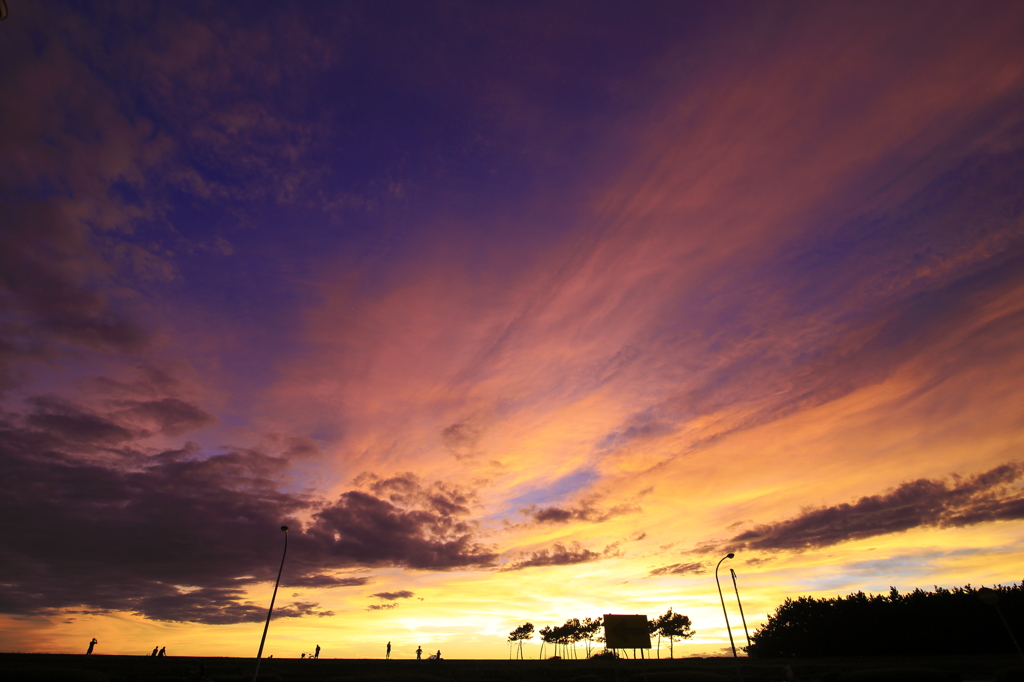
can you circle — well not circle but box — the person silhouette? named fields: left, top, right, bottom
left=315, top=644, right=320, bottom=660
left=301, top=653, right=306, bottom=659
left=158, top=647, right=166, bottom=657
left=86, top=638, right=97, bottom=655
left=386, top=641, right=391, bottom=660
left=416, top=646, right=422, bottom=660
left=436, top=649, right=441, bottom=660
left=151, top=646, right=158, bottom=657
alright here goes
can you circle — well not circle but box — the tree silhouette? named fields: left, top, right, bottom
left=657, top=608, right=695, bottom=658
left=580, top=616, right=603, bottom=658
left=751, top=582, right=1024, bottom=657
left=649, top=611, right=664, bottom=658
left=538, top=625, right=553, bottom=659
left=562, top=618, right=582, bottom=659
left=508, top=622, right=534, bottom=660
left=536, top=615, right=610, bottom=659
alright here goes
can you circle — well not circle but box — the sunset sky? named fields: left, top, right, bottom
left=3, top=0, right=1024, bottom=660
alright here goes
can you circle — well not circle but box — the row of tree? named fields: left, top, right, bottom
left=750, top=582, right=1024, bottom=657
left=508, top=608, right=696, bottom=660
left=648, top=608, right=696, bottom=659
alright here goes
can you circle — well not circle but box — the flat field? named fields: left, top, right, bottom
left=2, top=653, right=1021, bottom=682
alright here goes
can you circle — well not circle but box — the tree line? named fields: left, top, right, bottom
left=750, top=582, right=1024, bottom=657
left=508, top=608, right=695, bottom=660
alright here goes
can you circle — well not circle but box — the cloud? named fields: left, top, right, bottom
left=25, top=396, right=137, bottom=445
left=0, top=8, right=170, bottom=393
left=441, top=421, right=483, bottom=460
left=354, top=471, right=476, bottom=518
left=371, top=590, right=415, bottom=601
left=113, top=398, right=217, bottom=436
left=307, top=490, right=496, bottom=570
left=134, top=588, right=333, bottom=625
left=283, top=575, right=371, bottom=589
left=0, top=400, right=495, bottom=624
left=524, top=499, right=641, bottom=524
left=648, top=562, right=706, bottom=577
left=728, top=463, right=1024, bottom=552
left=501, top=541, right=609, bottom=571
left=366, top=603, right=398, bottom=611
left=596, top=413, right=676, bottom=452
left=20, top=394, right=215, bottom=453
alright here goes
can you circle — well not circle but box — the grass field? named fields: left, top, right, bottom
left=2, top=653, right=1022, bottom=682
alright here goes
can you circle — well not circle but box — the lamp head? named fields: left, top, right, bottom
left=726, top=552, right=735, bottom=559
left=978, top=587, right=999, bottom=605
left=281, top=525, right=289, bottom=532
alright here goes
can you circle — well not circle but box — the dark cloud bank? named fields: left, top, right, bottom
left=731, top=463, right=1024, bottom=552
left=0, top=401, right=495, bottom=625
left=646, top=463, right=1024, bottom=577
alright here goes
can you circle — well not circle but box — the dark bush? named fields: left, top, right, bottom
left=589, top=650, right=619, bottom=660
left=751, top=582, right=1024, bottom=657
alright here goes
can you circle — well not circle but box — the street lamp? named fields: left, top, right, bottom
left=730, top=568, right=752, bottom=652
left=252, top=526, right=289, bottom=682
left=716, top=553, right=737, bottom=658
left=979, top=587, right=1024, bottom=664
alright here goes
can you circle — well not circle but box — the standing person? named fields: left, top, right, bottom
left=151, top=646, right=158, bottom=657
left=86, top=638, right=97, bottom=655
left=386, top=641, right=391, bottom=660
left=315, top=644, right=320, bottom=660
left=436, top=650, right=441, bottom=660
left=416, top=646, right=422, bottom=660
left=158, top=647, right=166, bottom=657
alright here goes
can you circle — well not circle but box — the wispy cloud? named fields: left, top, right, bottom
left=648, top=562, right=706, bottom=577
left=501, top=541, right=615, bottom=571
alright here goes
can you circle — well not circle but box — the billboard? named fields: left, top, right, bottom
left=602, top=614, right=651, bottom=649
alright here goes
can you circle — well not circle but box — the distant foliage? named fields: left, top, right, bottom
left=751, top=583, right=1024, bottom=657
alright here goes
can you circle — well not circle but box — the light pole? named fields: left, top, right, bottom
left=731, top=568, right=752, bottom=652
left=979, top=587, right=1024, bottom=664
left=252, top=526, right=289, bottom=682
left=716, top=553, right=738, bottom=658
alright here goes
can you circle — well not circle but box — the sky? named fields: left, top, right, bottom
left=2, top=0, right=1024, bottom=660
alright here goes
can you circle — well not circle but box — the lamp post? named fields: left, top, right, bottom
left=716, top=553, right=737, bottom=658
left=252, top=526, right=289, bottom=682
left=979, top=587, right=1024, bottom=664
left=730, top=568, right=752, bottom=652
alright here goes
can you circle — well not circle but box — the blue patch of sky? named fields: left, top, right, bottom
left=794, top=548, right=994, bottom=596
left=487, top=467, right=600, bottom=522
left=595, top=411, right=675, bottom=453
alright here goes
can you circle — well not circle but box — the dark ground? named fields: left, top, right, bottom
left=2, top=653, right=1022, bottom=682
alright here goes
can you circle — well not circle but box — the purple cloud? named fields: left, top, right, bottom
left=728, top=463, right=1024, bottom=552
left=648, top=562, right=706, bottom=577
left=501, top=541, right=607, bottom=571
left=525, top=500, right=641, bottom=524
left=371, top=590, right=415, bottom=600
left=0, top=398, right=495, bottom=624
